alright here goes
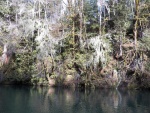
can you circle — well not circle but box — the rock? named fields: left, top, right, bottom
left=65, top=75, right=74, bottom=82
left=48, top=78, right=56, bottom=86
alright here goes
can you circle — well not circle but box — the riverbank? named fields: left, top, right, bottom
left=1, top=71, right=150, bottom=90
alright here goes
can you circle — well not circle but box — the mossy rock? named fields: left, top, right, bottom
left=128, top=82, right=138, bottom=89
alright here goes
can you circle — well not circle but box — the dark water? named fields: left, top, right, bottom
left=0, top=86, right=150, bottom=113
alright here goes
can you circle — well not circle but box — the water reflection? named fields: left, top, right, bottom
left=0, top=86, right=150, bottom=113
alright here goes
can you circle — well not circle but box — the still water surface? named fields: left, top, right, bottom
left=0, top=85, right=150, bottom=113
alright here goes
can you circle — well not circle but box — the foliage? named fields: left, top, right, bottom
left=0, top=0, right=149, bottom=88
left=84, top=0, right=99, bottom=34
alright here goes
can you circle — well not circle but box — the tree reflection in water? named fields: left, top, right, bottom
left=44, top=88, right=150, bottom=113
left=0, top=86, right=150, bottom=113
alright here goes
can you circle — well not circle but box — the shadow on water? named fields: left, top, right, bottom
left=0, top=85, right=150, bottom=113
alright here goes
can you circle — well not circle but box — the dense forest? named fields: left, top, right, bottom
left=0, top=0, right=150, bottom=89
